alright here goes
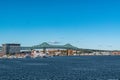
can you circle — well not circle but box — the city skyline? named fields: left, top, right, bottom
left=0, top=0, right=120, bottom=50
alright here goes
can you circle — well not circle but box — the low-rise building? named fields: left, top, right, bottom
left=112, top=51, right=120, bottom=55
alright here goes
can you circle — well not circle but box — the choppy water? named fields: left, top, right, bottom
left=0, top=56, right=120, bottom=80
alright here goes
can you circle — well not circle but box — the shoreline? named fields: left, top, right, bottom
left=0, top=55, right=120, bottom=59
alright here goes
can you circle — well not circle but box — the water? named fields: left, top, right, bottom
left=0, top=56, right=120, bottom=80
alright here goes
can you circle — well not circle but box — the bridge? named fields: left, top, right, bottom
left=0, top=42, right=112, bottom=54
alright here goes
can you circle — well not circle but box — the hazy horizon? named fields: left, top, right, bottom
left=0, top=0, right=120, bottom=50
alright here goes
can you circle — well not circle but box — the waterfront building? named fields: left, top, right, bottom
left=2, top=44, right=21, bottom=55
left=112, top=51, right=120, bottom=55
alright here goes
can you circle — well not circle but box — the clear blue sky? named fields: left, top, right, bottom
left=0, top=0, right=120, bottom=50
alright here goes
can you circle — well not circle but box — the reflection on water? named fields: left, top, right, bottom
left=0, top=56, right=120, bottom=80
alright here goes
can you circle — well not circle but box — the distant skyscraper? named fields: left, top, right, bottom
left=2, top=44, right=20, bottom=55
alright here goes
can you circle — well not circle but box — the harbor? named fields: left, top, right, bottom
left=0, top=0, right=120, bottom=79
left=0, top=42, right=120, bottom=59
left=0, top=56, right=120, bottom=80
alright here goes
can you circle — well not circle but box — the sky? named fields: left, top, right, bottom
left=0, top=0, right=120, bottom=50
